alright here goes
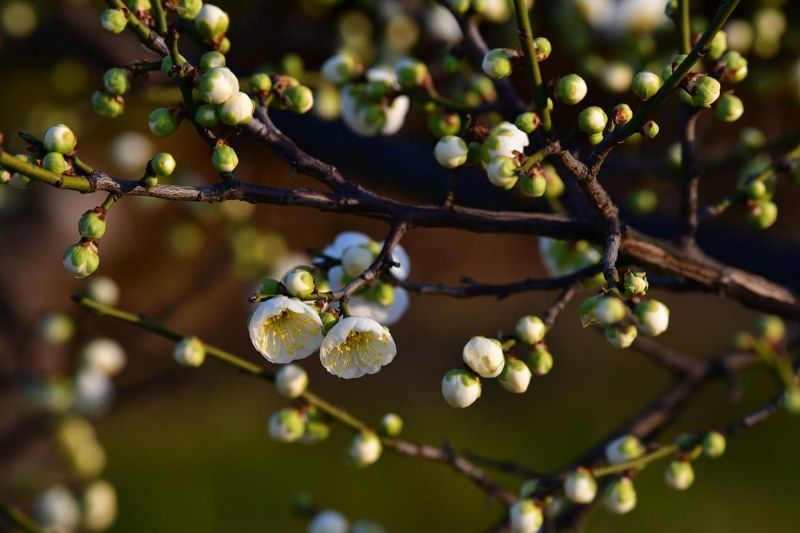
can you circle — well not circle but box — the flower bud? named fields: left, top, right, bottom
left=43, top=152, right=69, bottom=175
left=322, top=52, right=358, bottom=84
left=396, top=58, right=429, bottom=89
left=482, top=48, right=515, bottom=80
left=142, top=175, right=158, bottom=188
left=199, top=51, right=226, bottom=73
left=82, top=480, right=117, bottom=531
left=35, top=486, right=80, bottom=533
left=623, top=271, right=648, bottom=296
left=534, top=37, right=552, bottom=61
left=347, top=431, right=382, bottom=467
left=282, top=268, right=315, bottom=298
left=103, top=68, right=130, bottom=96
left=341, top=245, right=374, bottom=278
left=78, top=209, right=107, bottom=240
left=611, top=103, right=633, bottom=126
left=378, top=412, right=403, bottom=437
left=519, top=173, right=546, bottom=197
left=487, top=156, right=519, bottom=190
left=515, top=315, right=546, bottom=344
left=578, top=106, right=608, bottom=134
left=714, top=94, right=744, bottom=122
left=434, top=135, right=468, bottom=169
left=194, top=104, right=218, bottom=128
left=755, top=314, right=785, bottom=344
left=721, top=51, right=748, bottom=84
left=690, top=75, right=721, bottom=108
left=268, top=407, right=305, bottom=442
left=149, top=152, right=175, bottom=177
left=605, top=434, right=645, bottom=464
left=44, top=124, right=77, bottom=155
left=525, top=345, right=553, bottom=375
left=780, top=386, right=800, bottom=414
left=219, top=91, right=255, bottom=125
left=632, top=71, right=661, bottom=100
left=199, top=67, right=239, bottom=105
left=427, top=110, right=461, bottom=137
left=448, top=0, right=470, bottom=14
left=463, top=336, right=505, bottom=378
left=38, top=313, right=75, bottom=346
left=556, top=74, right=588, bottom=105
left=747, top=200, right=778, bottom=229
left=308, top=510, right=348, bottom=533
left=301, top=411, right=332, bottom=445
left=441, top=368, right=481, bottom=408
left=635, top=299, right=669, bottom=336
left=564, top=468, right=597, bottom=504
left=175, top=0, right=203, bottom=19
left=509, top=499, right=543, bottom=533
left=605, top=324, right=637, bottom=349
left=148, top=107, right=179, bottom=136
left=100, top=9, right=127, bottom=34
left=92, top=91, right=125, bottom=118
left=372, top=283, right=395, bottom=307
left=499, top=358, right=532, bottom=394
left=702, top=431, right=726, bottom=458
left=515, top=112, right=540, bottom=134
left=173, top=336, right=206, bottom=367
left=708, top=30, right=727, bottom=60
left=212, top=142, right=238, bottom=173
left=275, top=364, right=308, bottom=398
left=284, top=85, right=314, bottom=114
left=195, top=4, right=229, bottom=39
left=63, top=241, right=100, bottom=278
left=319, top=311, right=338, bottom=334
left=642, top=120, right=659, bottom=139
left=594, top=296, right=627, bottom=326
left=603, top=477, right=637, bottom=514
left=664, top=459, right=695, bottom=490
left=81, top=337, right=126, bottom=377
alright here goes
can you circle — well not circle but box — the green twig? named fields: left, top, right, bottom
left=0, top=502, right=44, bottom=533
left=512, top=0, right=552, bottom=130
left=0, top=151, right=91, bottom=192
left=679, top=0, right=692, bottom=54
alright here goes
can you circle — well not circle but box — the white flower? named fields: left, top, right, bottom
left=322, top=231, right=410, bottom=280
left=74, top=368, right=113, bottom=417
left=434, top=136, right=468, bottom=169
left=603, top=477, right=637, bottom=515
left=82, top=480, right=117, bottom=531
left=198, top=67, right=239, bottom=104
left=635, top=299, right=670, bottom=336
left=248, top=296, right=324, bottom=364
left=484, top=122, right=529, bottom=159
left=319, top=317, right=396, bottom=378
left=515, top=315, right=546, bottom=344
left=341, top=245, right=375, bottom=277
left=605, top=434, right=645, bottom=464
left=564, top=469, right=597, bottom=504
left=499, top=358, right=532, bottom=394
left=35, top=486, right=80, bottom=533
left=173, top=336, right=206, bottom=367
left=345, top=283, right=410, bottom=326
left=81, top=338, right=126, bottom=376
left=275, top=364, right=308, bottom=398
left=509, top=499, right=543, bottom=533
left=219, top=91, right=254, bottom=125
left=463, top=336, right=505, bottom=378
left=664, top=460, right=695, bottom=490
left=308, top=510, right=349, bottom=533
left=347, top=431, right=383, bottom=466
left=442, top=369, right=482, bottom=408
left=268, top=408, right=305, bottom=442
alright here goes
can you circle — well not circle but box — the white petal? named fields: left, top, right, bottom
left=320, top=317, right=397, bottom=379
left=386, top=242, right=411, bottom=280
left=248, top=296, right=324, bottom=364
left=322, top=231, right=371, bottom=259
left=381, top=95, right=410, bottom=135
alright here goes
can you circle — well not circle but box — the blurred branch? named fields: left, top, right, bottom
left=0, top=501, right=44, bottom=533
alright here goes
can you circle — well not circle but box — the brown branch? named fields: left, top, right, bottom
left=678, top=108, right=701, bottom=247
left=630, top=336, right=700, bottom=375
left=542, top=284, right=578, bottom=329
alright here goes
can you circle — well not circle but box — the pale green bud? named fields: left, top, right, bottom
left=595, top=296, right=627, bottom=326
left=63, top=241, right=100, bottom=278
left=284, top=85, right=314, bottom=114
left=100, top=9, right=127, bottom=34
left=347, top=431, right=382, bottom=467
left=441, top=368, right=481, bottom=408
left=78, top=209, right=107, bottom=240
left=526, top=345, right=553, bottom=376
left=300, top=409, right=331, bottom=445
left=611, top=103, right=633, bottom=126
left=195, top=4, right=229, bottom=39
left=690, top=76, right=721, bottom=108
left=579, top=294, right=601, bottom=327
left=211, top=143, right=238, bottom=173
left=635, top=299, right=670, bottom=336
left=219, top=91, right=255, bottom=125
left=755, top=314, right=785, bottom=344
left=499, top=358, right=532, bottom=394
left=319, top=311, right=338, bottom=335
left=42, top=152, right=69, bottom=175
left=275, top=364, right=308, bottom=398
left=740, top=128, right=766, bottom=151
left=747, top=200, right=777, bottom=229
left=642, top=120, right=659, bottom=139
left=629, top=188, right=658, bottom=212
left=564, top=468, right=597, bottom=504
left=714, top=94, right=744, bottom=122
left=194, top=104, right=218, bottom=128
left=780, top=386, right=800, bottom=414
left=434, top=136, right=468, bottom=169
left=556, top=74, right=588, bottom=105
left=665, top=460, right=695, bottom=491
left=515, top=112, right=540, bottom=134
left=578, top=106, right=608, bottom=134
left=218, top=37, right=231, bottom=55
left=487, top=156, right=519, bottom=189
left=482, top=48, right=515, bottom=80
left=543, top=164, right=564, bottom=199
left=91, top=91, right=124, bottom=118
left=373, top=283, right=395, bottom=307
left=103, top=68, right=130, bottom=96
left=603, top=477, right=637, bottom=514
left=44, top=124, right=76, bottom=155
left=605, top=434, right=645, bottom=464
left=519, top=174, right=546, bottom=197
left=427, top=111, right=461, bottom=137
left=632, top=71, right=661, bottom=100
left=534, top=37, right=552, bottom=61
left=605, top=324, right=638, bottom=349
left=268, top=408, right=305, bottom=442
left=741, top=179, right=767, bottom=200
left=708, top=30, right=728, bottom=60
left=282, top=268, right=315, bottom=298
left=142, top=176, right=158, bottom=188
left=509, top=499, right=543, bottom=533
left=173, top=336, right=205, bottom=367
left=249, top=72, right=272, bottom=94
left=702, top=431, right=726, bottom=458
left=722, top=51, right=748, bottom=84
left=623, top=271, right=648, bottom=296
left=39, top=313, right=75, bottom=345
left=150, top=152, right=176, bottom=177
left=321, top=52, right=358, bottom=84
left=199, top=51, right=226, bottom=74
left=177, top=0, right=203, bottom=19
left=448, top=0, right=470, bottom=14
left=396, top=58, right=428, bottom=89
left=378, top=413, right=403, bottom=437
left=198, top=67, right=239, bottom=104
left=148, top=107, right=179, bottom=136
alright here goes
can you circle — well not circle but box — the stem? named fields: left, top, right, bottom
left=100, top=193, right=118, bottom=211
left=152, top=0, right=168, bottom=35
left=679, top=0, right=691, bottom=54
left=591, top=444, right=678, bottom=477
left=0, top=502, right=44, bottom=533
left=511, top=0, right=552, bottom=130
left=0, top=151, right=91, bottom=192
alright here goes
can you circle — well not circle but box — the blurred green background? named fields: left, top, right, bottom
left=1, top=0, right=800, bottom=531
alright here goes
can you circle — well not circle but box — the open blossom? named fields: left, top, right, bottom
left=319, top=317, right=397, bottom=379
left=463, top=336, right=505, bottom=378
left=322, top=231, right=410, bottom=280
left=248, top=296, right=324, bottom=364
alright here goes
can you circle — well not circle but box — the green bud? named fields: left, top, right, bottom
left=642, top=120, right=659, bottom=139
left=218, top=37, right=231, bottom=55
left=714, top=94, right=744, bottom=122
left=708, top=30, right=727, bottom=60
left=594, top=296, right=627, bottom=326
left=448, top=0, right=470, bottom=14
left=148, top=107, right=179, bottom=136
left=373, top=283, right=395, bottom=307
left=63, top=241, right=100, bottom=278
left=534, top=37, right=552, bottom=61
left=195, top=4, right=229, bottom=39
left=722, top=51, right=748, bottom=84
left=268, top=408, right=305, bottom=442
left=690, top=75, right=721, bottom=108
left=257, top=278, right=282, bottom=297
left=91, top=91, right=125, bottom=118
left=486, top=156, right=519, bottom=189
left=632, top=71, right=661, bottom=100
left=78, top=209, right=107, bottom=240
left=396, top=58, right=428, bottom=89
left=249, top=73, right=272, bottom=94
left=611, top=103, right=633, bottom=126
left=282, top=268, right=315, bottom=299
left=142, top=176, right=158, bottom=188
left=482, top=48, right=514, bottom=80
left=194, top=104, right=218, bottom=128
left=212, top=143, right=238, bottom=173
left=219, top=92, right=255, bottom=125
left=578, top=106, right=608, bottom=134
left=702, top=431, right=726, bottom=458
left=198, top=51, right=226, bottom=74
left=427, top=111, right=461, bottom=137
left=160, top=54, right=186, bottom=77
left=173, top=336, right=206, bottom=367
left=177, top=0, right=203, bottom=19
left=556, top=74, right=588, bottom=105
left=319, top=311, right=338, bottom=334
left=519, top=174, right=547, bottom=197
left=742, top=179, right=768, bottom=200
left=755, top=314, right=785, bottom=344
left=151, top=153, right=176, bottom=177
left=664, top=460, right=695, bottom=491
left=740, top=128, right=766, bottom=151
left=542, top=164, right=564, bottom=199
left=623, top=271, right=648, bottom=296
left=780, top=386, right=800, bottom=415
left=515, top=112, right=540, bottom=134
left=526, top=345, right=553, bottom=376
left=284, top=85, right=314, bottom=114
left=603, top=477, right=637, bottom=515
left=102, top=68, right=130, bottom=95
left=605, top=324, right=638, bottom=349
left=378, top=413, right=403, bottom=437
left=300, top=408, right=331, bottom=445
left=42, top=152, right=69, bottom=175
left=43, top=124, right=77, bottom=155
left=747, top=200, right=777, bottom=229
left=100, top=9, right=127, bottom=34
left=579, top=294, right=601, bottom=328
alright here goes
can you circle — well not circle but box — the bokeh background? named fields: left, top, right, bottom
left=1, top=0, right=800, bottom=531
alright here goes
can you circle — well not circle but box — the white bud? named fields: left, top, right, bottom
left=499, top=358, right=532, bottom=394
left=219, top=91, right=254, bottom=125
left=44, top=124, right=77, bottom=154
left=347, top=431, right=382, bottom=467
left=603, top=477, right=637, bottom=515
left=564, top=469, right=597, bottom=504
left=282, top=268, right=316, bottom=299
left=198, top=67, right=239, bottom=105
left=74, top=368, right=113, bottom=418
left=487, top=156, right=519, bottom=190
left=434, top=135, right=468, bottom=169
left=509, top=499, right=543, bottom=533
left=321, top=52, right=358, bottom=84
left=605, top=324, right=637, bottom=349
left=515, top=315, right=546, bottom=344
left=341, top=245, right=375, bottom=277
left=84, top=276, right=120, bottom=305
left=275, top=364, right=308, bottom=399
left=605, top=434, right=645, bottom=464
left=308, top=510, right=349, bottom=533
left=462, top=336, right=505, bottom=378
left=664, top=460, right=695, bottom=490
left=268, top=408, right=305, bottom=442
left=441, top=369, right=481, bottom=408
left=195, top=4, right=229, bottom=39
left=82, top=480, right=117, bottom=531
left=635, top=299, right=670, bottom=336
left=173, top=336, right=206, bottom=367
left=81, top=338, right=126, bottom=377
left=594, top=296, right=627, bottom=326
